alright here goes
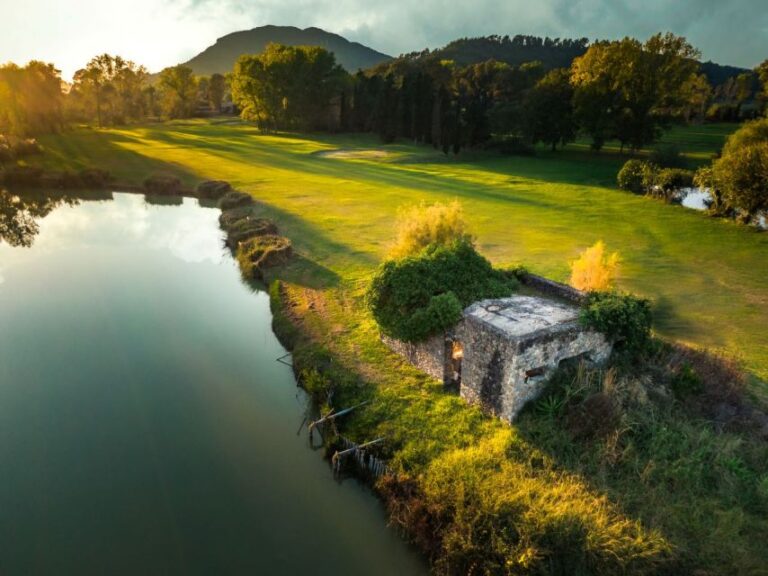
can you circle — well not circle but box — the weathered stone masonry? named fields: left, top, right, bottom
left=383, top=295, right=612, bottom=423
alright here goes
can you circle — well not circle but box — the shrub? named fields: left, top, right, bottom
left=300, top=368, right=333, bottom=402
left=721, top=117, right=768, bottom=155
left=617, top=159, right=647, bottom=193
left=367, top=238, right=518, bottom=342
left=78, top=168, right=111, bottom=188
left=236, top=234, right=292, bottom=279
left=224, top=217, right=278, bottom=248
left=388, top=200, right=470, bottom=260
left=580, top=291, right=652, bottom=353
left=218, top=191, right=252, bottom=210
left=197, top=180, right=232, bottom=199
left=649, top=143, right=685, bottom=168
left=617, top=159, right=658, bottom=194
left=569, top=241, right=620, bottom=292
left=144, top=174, right=181, bottom=195
left=649, top=168, right=695, bottom=201
left=712, top=141, right=768, bottom=219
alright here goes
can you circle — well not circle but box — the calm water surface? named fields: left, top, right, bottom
left=0, top=192, right=425, bottom=575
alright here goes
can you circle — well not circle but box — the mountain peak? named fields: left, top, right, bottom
left=182, top=25, right=391, bottom=75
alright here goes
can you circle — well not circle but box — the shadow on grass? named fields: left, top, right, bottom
left=652, top=294, right=699, bottom=336
left=125, top=127, right=567, bottom=212
left=36, top=128, right=201, bottom=187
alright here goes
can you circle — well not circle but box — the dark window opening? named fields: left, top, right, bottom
left=524, top=366, right=546, bottom=382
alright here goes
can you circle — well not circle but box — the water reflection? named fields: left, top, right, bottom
left=679, top=187, right=766, bottom=228
left=0, top=190, right=426, bottom=575
left=0, top=188, right=79, bottom=247
left=0, top=190, right=227, bottom=265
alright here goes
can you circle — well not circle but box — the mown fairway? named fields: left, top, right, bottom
left=35, top=120, right=768, bottom=386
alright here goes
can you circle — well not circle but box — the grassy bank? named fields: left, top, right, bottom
left=26, top=119, right=768, bottom=572
left=30, top=119, right=767, bottom=388
left=265, top=271, right=768, bottom=574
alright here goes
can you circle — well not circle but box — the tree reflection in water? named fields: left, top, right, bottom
left=0, top=189, right=79, bottom=247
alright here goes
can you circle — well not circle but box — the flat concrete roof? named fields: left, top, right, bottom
left=463, top=296, right=580, bottom=338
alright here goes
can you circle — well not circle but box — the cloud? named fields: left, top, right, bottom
left=1, top=0, right=765, bottom=80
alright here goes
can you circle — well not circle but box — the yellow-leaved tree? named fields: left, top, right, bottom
left=570, top=241, right=620, bottom=291
left=388, top=200, right=470, bottom=259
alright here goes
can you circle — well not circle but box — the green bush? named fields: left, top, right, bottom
left=235, top=234, right=292, bottom=279
left=367, top=238, right=517, bottom=342
left=617, top=159, right=657, bottom=194
left=580, top=291, right=652, bottom=354
left=218, top=191, right=253, bottom=210
left=650, top=168, right=695, bottom=200
left=143, top=174, right=181, bottom=195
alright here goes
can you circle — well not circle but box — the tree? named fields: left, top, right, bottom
left=72, top=54, right=148, bottom=126
left=755, top=59, right=768, bottom=114
left=680, top=73, right=712, bottom=123
left=208, top=73, right=227, bottom=112
left=571, top=34, right=702, bottom=151
left=524, top=68, right=575, bottom=150
left=711, top=118, right=768, bottom=219
left=231, top=44, right=347, bottom=131
left=0, top=61, right=63, bottom=136
left=159, top=65, right=198, bottom=119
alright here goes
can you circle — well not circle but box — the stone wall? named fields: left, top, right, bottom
left=519, top=272, right=586, bottom=304
left=381, top=333, right=449, bottom=383
left=456, top=319, right=611, bottom=422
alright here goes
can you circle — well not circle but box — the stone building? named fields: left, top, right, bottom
left=383, top=294, right=612, bottom=422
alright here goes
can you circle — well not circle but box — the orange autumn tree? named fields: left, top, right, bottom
left=388, top=200, right=470, bottom=259
left=570, top=241, right=620, bottom=291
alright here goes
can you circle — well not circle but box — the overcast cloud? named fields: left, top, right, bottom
left=1, top=0, right=765, bottom=79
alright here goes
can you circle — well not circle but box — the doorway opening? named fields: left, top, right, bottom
left=448, top=340, right=463, bottom=390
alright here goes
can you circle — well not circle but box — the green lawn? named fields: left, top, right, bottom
left=33, top=119, right=768, bottom=387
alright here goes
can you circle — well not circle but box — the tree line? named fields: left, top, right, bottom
left=228, top=33, right=767, bottom=154
left=0, top=55, right=230, bottom=138
left=2, top=33, right=768, bottom=154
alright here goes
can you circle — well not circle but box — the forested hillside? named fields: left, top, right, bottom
left=182, top=25, right=391, bottom=74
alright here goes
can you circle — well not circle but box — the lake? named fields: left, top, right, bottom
left=0, top=191, right=425, bottom=575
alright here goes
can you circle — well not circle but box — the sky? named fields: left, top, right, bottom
left=1, top=0, right=766, bottom=80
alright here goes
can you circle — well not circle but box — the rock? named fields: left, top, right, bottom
left=217, top=191, right=252, bottom=210
left=144, top=174, right=182, bottom=195
left=197, top=180, right=232, bottom=199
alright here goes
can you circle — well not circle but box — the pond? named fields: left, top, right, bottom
left=680, top=187, right=766, bottom=228
left=0, top=191, right=426, bottom=575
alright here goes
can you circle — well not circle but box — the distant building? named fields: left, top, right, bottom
left=384, top=292, right=612, bottom=422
